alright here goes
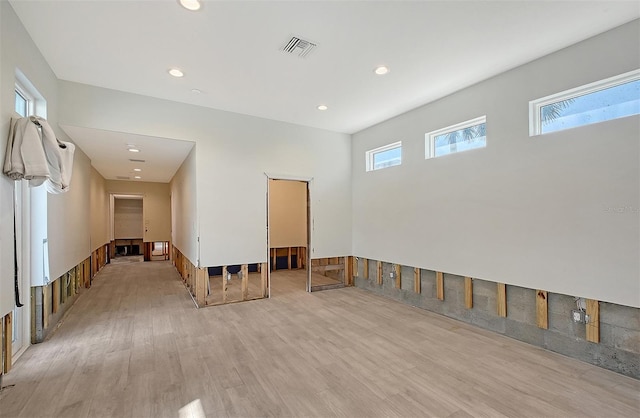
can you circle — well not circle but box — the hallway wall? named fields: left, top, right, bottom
left=0, top=2, right=92, bottom=316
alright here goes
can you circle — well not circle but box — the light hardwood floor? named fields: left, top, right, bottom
left=0, top=261, right=638, bottom=417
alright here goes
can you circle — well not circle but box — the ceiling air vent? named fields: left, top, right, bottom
left=129, top=159, right=146, bottom=163
left=116, top=176, right=130, bottom=180
left=282, top=36, right=316, bottom=58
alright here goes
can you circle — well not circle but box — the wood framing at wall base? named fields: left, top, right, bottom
left=536, top=290, right=548, bottom=329
left=377, top=261, right=382, bottom=285
left=394, top=264, right=401, bottom=289
left=586, top=299, right=600, bottom=343
left=436, top=272, right=444, bottom=300
left=363, top=258, right=369, bottom=279
left=414, top=268, right=421, bottom=294
left=497, top=283, right=507, bottom=317
left=465, top=277, right=473, bottom=309
left=2, top=312, right=12, bottom=373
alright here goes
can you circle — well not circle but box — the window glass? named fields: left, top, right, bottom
left=540, top=79, right=639, bottom=134
left=426, top=116, right=487, bottom=159
left=366, top=141, right=402, bottom=171
left=15, top=90, right=28, bottom=117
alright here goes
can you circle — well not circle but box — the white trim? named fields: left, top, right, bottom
left=365, top=141, right=402, bottom=172
left=529, top=69, right=640, bottom=136
left=425, top=115, right=486, bottom=159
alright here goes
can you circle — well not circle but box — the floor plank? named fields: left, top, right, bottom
left=1, top=260, right=638, bottom=417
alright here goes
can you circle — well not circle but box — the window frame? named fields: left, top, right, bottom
left=425, top=115, right=487, bottom=159
left=529, top=69, right=640, bottom=136
left=365, top=141, right=402, bottom=172
left=14, top=82, right=34, bottom=117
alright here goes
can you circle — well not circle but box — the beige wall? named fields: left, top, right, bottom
left=105, top=180, right=171, bottom=243
left=90, top=167, right=109, bottom=251
left=269, top=179, right=307, bottom=248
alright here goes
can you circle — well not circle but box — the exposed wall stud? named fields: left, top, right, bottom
left=414, top=268, right=421, bottom=294
left=586, top=299, right=600, bottom=343
left=52, top=278, right=60, bottom=314
left=3, top=312, right=13, bottom=373
left=260, top=262, right=268, bottom=297
left=241, top=264, right=249, bottom=300
left=222, top=266, right=228, bottom=304
left=363, top=258, right=369, bottom=279
left=497, top=283, right=507, bottom=317
left=436, top=271, right=444, bottom=300
left=287, top=247, right=292, bottom=269
left=465, top=277, right=473, bottom=309
left=394, top=264, right=401, bottom=289
left=43, top=284, right=51, bottom=329
left=536, top=290, right=548, bottom=329
left=377, top=260, right=383, bottom=285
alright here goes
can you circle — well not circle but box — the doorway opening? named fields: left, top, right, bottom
left=267, top=178, right=311, bottom=297
left=110, top=194, right=143, bottom=262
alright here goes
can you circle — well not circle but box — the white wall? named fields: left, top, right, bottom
left=0, top=3, right=91, bottom=315
left=269, top=179, right=307, bottom=248
left=57, top=82, right=353, bottom=268
left=352, top=20, right=640, bottom=308
left=170, top=146, right=198, bottom=264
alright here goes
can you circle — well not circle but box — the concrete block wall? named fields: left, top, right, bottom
left=355, top=258, right=640, bottom=379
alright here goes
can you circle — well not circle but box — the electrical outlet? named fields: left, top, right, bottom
left=390, top=272, right=395, bottom=278
left=571, top=309, right=586, bottom=323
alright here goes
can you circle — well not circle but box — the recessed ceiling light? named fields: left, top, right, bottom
left=179, top=0, right=201, bottom=11
left=168, top=68, right=184, bottom=77
left=191, top=88, right=202, bottom=94
left=374, top=65, right=390, bottom=75
left=128, top=148, right=140, bottom=153
left=317, top=105, right=328, bottom=111
left=134, top=176, right=142, bottom=179
left=133, top=168, right=142, bottom=172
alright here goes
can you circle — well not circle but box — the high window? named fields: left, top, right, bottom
left=366, top=141, right=402, bottom=171
left=529, top=70, right=640, bottom=136
left=425, top=116, right=486, bottom=159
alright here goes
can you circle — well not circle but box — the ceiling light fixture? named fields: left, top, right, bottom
left=191, top=88, right=202, bottom=94
left=317, top=105, right=328, bottom=111
left=374, top=65, right=390, bottom=75
left=128, top=148, right=140, bottom=153
left=134, top=176, right=142, bottom=179
left=168, top=68, right=184, bottom=77
left=179, top=0, right=201, bottom=11
left=133, top=168, right=142, bottom=172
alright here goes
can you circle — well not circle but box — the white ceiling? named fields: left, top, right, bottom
left=9, top=0, right=640, bottom=182
left=59, top=125, right=194, bottom=183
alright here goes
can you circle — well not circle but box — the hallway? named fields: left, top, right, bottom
left=0, top=261, right=638, bottom=417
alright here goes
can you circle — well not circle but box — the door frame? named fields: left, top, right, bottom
left=265, top=173, right=313, bottom=296
left=12, top=180, right=31, bottom=360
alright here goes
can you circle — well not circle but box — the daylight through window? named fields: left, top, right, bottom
left=366, top=141, right=402, bottom=171
left=530, top=70, right=640, bottom=136
left=425, top=116, right=487, bottom=159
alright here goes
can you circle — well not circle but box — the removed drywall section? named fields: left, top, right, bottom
left=355, top=259, right=640, bottom=378
left=352, top=21, right=640, bottom=308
